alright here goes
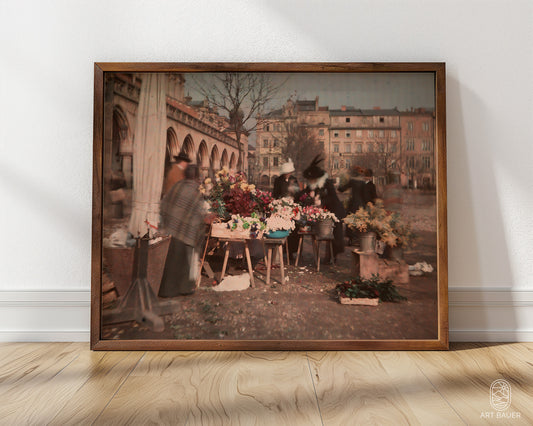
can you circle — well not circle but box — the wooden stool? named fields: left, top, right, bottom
left=295, top=230, right=316, bottom=267
left=218, top=238, right=255, bottom=287
left=312, top=235, right=334, bottom=272
left=262, top=237, right=288, bottom=285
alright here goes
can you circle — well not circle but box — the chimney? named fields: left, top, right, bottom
left=341, top=105, right=346, bottom=111
left=373, top=106, right=381, bottom=110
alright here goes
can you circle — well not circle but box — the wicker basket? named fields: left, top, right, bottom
left=103, top=236, right=171, bottom=297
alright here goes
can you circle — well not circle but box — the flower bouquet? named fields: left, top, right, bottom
left=200, top=168, right=273, bottom=219
left=264, top=198, right=298, bottom=238
left=211, top=213, right=267, bottom=239
left=335, top=274, right=407, bottom=306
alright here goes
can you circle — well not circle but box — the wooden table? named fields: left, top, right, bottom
left=218, top=238, right=255, bottom=287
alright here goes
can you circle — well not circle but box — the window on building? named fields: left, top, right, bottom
left=345, top=159, right=351, bottom=170
left=390, top=143, right=397, bottom=153
left=263, top=157, right=269, bottom=167
left=319, top=140, right=324, bottom=150
left=356, top=130, right=362, bottom=137
left=379, top=143, right=384, bottom=153
left=368, top=130, right=374, bottom=137
left=423, top=156, right=431, bottom=169
left=356, top=144, right=362, bottom=153
left=406, top=140, right=415, bottom=151
left=407, top=122, right=414, bottom=131
left=379, top=117, right=384, bottom=123
left=334, top=131, right=339, bottom=137
left=346, top=131, right=351, bottom=138
left=273, top=139, right=279, bottom=148
left=333, top=144, right=339, bottom=153
left=273, top=157, right=279, bottom=167
left=407, top=156, right=415, bottom=168
left=264, top=124, right=270, bottom=131
left=333, top=159, right=339, bottom=170
left=346, top=117, right=350, bottom=123
left=391, top=130, right=397, bottom=138
left=319, top=129, right=324, bottom=136
left=422, top=140, right=431, bottom=151
left=379, top=130, right=384, bottom=138
left=423, top=122, right=430, bottom=132
left=345, top=144, right=351, bottom=153
left=263, top=139, right=269, bottom=148
left=275, top=124, right=281, bottom=132
left=367, top=143, right=374, bottom=153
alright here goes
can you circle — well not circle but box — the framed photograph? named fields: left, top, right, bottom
left=91, top=63, right=447, bottom=350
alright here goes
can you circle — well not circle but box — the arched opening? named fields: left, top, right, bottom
left=197, top=141, right=209, bottom=179
left=260, top=175, right=270, bottom=188
left=220, top=149, right=229, bottom=168
left=210, top=145, right=220, bottom=172
left=164, top=127, right=180, bottom=179
left=182, top=135, right=195, bottom=161
left=271, top=175, right=279, bottom=186
left=229, top=152, right=237, bottom=170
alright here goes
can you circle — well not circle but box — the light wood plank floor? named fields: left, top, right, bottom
left=0, top=343, right=531, bottom=425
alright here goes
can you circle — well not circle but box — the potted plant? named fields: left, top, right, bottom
left=301, top=206, right=339, bottom=239
left=343, top=199, right=393, bottom=253
left=335, top=274, right=407, bottom=306
left=383, top=213, right=416, bottom=260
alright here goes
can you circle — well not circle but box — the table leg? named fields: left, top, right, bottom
left=316, top=240, right=321, bottom=272
left=244, top=241, right=255, bottom=288
left=220, top=243, right=230, bottom=281
left=278, top=244, right=285, bottom=284
left=295, top=236, right=303, bottom=267
left=266, top=247, right=272, bottom=286
left=285, top=241, right=290, bottom=266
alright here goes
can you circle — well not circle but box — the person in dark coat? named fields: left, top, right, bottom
left=302, top=155, right=346, bottom=263
left=338, top=166, right=366, bottom=246
left=338, top=166, right=366, bottom=213
left=362, top=168, right=378, bottom=205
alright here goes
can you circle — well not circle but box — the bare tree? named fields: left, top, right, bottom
left=193, top=73, right=285, bottom=171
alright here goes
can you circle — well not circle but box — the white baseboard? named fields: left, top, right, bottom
left=0, top=288, right=532, bottom=343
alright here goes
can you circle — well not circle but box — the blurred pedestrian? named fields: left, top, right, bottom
left=362, top=168, right=378, bottom=205
left=273, top=159, right=299, bottom=199
left=302, top=155, right=346, bottom=263
left=161, top=150, right=191, bottom=197
left=338, top=166, right=366, bottom=246
left=159, top=164, right=205, bottom=297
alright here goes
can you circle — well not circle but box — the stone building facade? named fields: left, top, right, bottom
left=254, top=98, right=435, bottom=190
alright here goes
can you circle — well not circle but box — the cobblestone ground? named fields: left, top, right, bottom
left=103, top=190, right=439, bottom=341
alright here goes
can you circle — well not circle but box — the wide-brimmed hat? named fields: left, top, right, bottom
left=280, top=159, right=295, bottom=175
left=174, top=151, right=191, bottom=163
left=303, top=155, right=326, bottom=179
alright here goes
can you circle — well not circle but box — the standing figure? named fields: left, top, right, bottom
left=159, top=165, right=206, bottom=297
left=272, top=159, right=299, bottom=199
left=272, top=159, right=300, bottom=260
left=161, top=151, right=191, bottom=197
left=362, top=168, right=378, bottom=205
left=338, top=166, right=366, bottom=246
left=302, top=156, right=346, bottom=263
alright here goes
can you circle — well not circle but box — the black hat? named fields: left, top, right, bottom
left=174, top=151, right=191, bottom=163
left=303, top=155, right=326, bottom=179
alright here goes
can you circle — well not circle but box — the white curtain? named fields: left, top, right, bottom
left=128, top=73, right=168, bottom=238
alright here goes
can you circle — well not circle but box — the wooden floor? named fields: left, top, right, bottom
left=0, top=343, right=531, bottom=425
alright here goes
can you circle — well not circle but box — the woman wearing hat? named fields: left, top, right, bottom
left=161, top=151, right=192, bottom=197
left=301, top=155, right=346, bottom=263
left=273, top=159, right=299, bottom=199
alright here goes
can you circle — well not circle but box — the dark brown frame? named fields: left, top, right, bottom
left=91, top=62, right=448, bottom=350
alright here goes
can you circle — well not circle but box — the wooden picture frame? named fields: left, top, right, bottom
left=91, top=62, right=447, bottom=350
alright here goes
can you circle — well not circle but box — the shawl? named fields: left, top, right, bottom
left=160, top=179, right=205, bottom=247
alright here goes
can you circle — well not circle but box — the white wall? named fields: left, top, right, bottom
left=0, top=0, right=532, bottom=341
